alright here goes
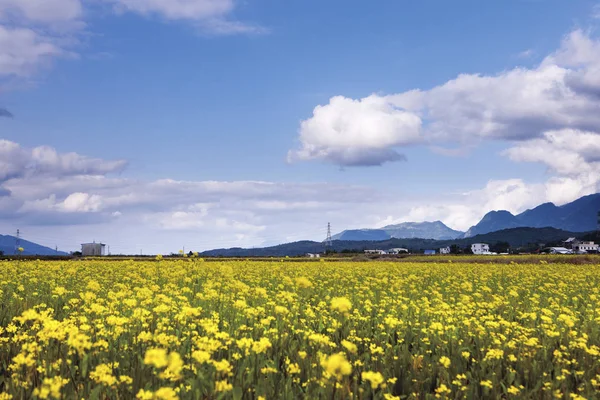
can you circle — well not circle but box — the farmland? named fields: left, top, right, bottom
left=1, top=259, right=600, bottom=399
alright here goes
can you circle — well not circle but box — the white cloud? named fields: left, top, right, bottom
left=198, top=18, right=268, bottom=35
left=0, top=139, right=127, bottom=182
left=0, top=0, right=84, bottom=79
left=291, top=30, right=600, bottom=166
left=0, top=0, right=82, bottom=25
left=0, top=26, right=64, bottom=77
left=503, top=129, right=600, bottom=176
left=593, top=4, right=600, bottom=19
left=105, top=0, right=264, bottom=35
left=0, top=138, right=390, bottom=252
left=0, top=0, right=261, bottom=80
left=390, top=179, right=544, bottom=232
left=289, top=95, right=423, bottom=166
left=517, top=49, right=534, bottom=59
left=107, top=0, right=234, bottom=20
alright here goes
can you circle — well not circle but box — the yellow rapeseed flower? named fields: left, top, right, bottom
left=330, top=297, right=352, bottom=314
left=361, top=371, right=384, bottom=389
left=321, top=353, right=352, bottom=381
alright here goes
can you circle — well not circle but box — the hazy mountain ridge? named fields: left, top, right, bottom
left=332, top=221, right=464, bottom=241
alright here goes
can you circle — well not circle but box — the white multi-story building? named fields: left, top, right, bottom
left=81, top=242, right=106, bottom=256
left=471, top=243, right=491, bottom=255
left=572, top=241, right=598, bottom=253
left=439, top=246, right=451, bottom=254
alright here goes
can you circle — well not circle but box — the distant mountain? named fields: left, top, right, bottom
left=201, top=227, right=581, bottom=257
left=332, top=221, right=464, bottom=241
left=465, top=193, right=600, bottom=237
left=384, top=221, right=464, bottom=240
left=0, top=235, right=68, bottom=256
left=332, top=229, right=390, bottom=241
left=464, top=211, right=521, bottom=237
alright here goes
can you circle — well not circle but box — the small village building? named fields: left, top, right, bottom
left=548, top=247, right=573, bottom=254
left=572, top=241, right=599, bottom=253
left=424, top=250, right=436, bottom=255
left=471, top=243, right=491, bottom=255
left=306, top=253, right=320, bottom=258
left=81, top=242, right=106, bottom=256
left=387, top=248, right=409, bottom=254
left=439, top=246, right=451, bottom=254
left=364, top=250, right=386, bottom=255
left=563, top=237, right=579, bottom=249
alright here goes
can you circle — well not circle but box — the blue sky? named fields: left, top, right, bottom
left=1, top=0, right=600, bottom=253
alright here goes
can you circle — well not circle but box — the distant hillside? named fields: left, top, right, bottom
left=0, top=235, right=68, bottom=256
left=332, top=221, right=464, bottom=241
left=465, top=193, right=600, bottom=236
left=201, top=227, right=581, bottom=257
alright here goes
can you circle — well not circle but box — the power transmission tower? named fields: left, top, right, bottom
left=325, top=222, right=333, bottom=251
left=15, top=229, right=20, bottom=255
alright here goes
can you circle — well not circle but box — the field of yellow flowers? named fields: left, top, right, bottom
left=1, top=259, right=600, bottom=399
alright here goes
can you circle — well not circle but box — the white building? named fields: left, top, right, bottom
left=306, top=253, right=321, bottom=258
left=81, top=242, right=106, bottom=256
left=439, top=246, right=451, bottom=254
left=364, top=249, right=386, bottom=255
left=572, top=241, right=598, bottom=253
left=387, top=248, right=408, bottom=254
left=563, top=237, right=578, bottom=248
left=548, top=247, right=573, bottom=254
left=471, top=243, right=491, bottom=255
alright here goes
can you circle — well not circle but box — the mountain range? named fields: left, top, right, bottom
left=0, top=235, right=68, bottom=256
left=201, top=227, right=588, bottom=257
left=332, top=193, right=600, bottom=240
left=464, top=193, right=600, bottom=236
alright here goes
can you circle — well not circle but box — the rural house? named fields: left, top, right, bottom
left=572, top=241, right=599, bottom=253
left=471, top=243, right=491, bottom=255
left=439, top=246, right=451, bottom=254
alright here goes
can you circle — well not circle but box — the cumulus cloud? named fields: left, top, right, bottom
left=289, top=95, right=422, bottom=166
left=291, top=30, right=600, bottom=166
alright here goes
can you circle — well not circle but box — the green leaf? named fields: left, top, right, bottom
left=82, top=354, right=89, bottom=377
left=233, top=386, right=243, bottom=400
left=89, top=385, right=103, bottom=400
